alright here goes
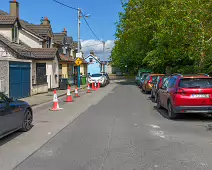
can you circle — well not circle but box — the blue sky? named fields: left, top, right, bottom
left=1, top=0, right=123, bottom=59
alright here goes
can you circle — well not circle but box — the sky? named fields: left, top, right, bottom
left=1, top=0, right=123, bottom=60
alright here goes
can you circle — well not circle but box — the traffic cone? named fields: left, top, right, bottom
left=65, top=85, right=73, bottom=102
left=87, top=84, right=92, bottom=93
left=94, top=82, right=97, bottom=91
left=75, top=87, right=80, bottom=97
left=50, top=89, right=63, bottom=111
left=92, top=82, right=95, bottom=91
left=98, top=81, right=100, bottom=88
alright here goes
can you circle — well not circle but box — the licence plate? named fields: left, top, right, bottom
left=191, top=94, right=210, bottom=98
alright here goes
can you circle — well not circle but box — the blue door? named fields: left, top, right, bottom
left=9, top=62, right=31, bottom=99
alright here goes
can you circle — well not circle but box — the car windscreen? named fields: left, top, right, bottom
left=152, top=76, right=158, bottom=81
left=179, top=78, right=212, bottom=88
left=91, top=74, right=102, bottom=77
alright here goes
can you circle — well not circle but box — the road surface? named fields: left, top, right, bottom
left=4, top=81, right=212, bottom=169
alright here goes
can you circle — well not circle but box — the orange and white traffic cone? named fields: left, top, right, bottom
left=75, top=87, right=80, bottom=97
left=87, top=84, right=91, bottom=93
left=50, top=89, right=63, bottom=111
left=92, top=82, right=95, bottom=91
left=98, top=81, right=100, bottom=88
left=65, top=85, right=73, bottom=102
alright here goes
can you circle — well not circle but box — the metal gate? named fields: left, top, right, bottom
left=36, top=63, right=47, bottom=84
left=9, top=62, right=31, bottom=99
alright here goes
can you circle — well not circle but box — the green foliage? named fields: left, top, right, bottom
left=111, top=0, right=212, bottom=74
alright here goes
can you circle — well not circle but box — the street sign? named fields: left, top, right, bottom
left=76, top=52, right=82, bottom=58
left=75, top=57, right=83, bottom=66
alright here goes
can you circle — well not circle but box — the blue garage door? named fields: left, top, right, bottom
left=9, top=62, right=31, bottom=99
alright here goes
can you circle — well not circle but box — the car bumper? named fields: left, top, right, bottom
left=174, top=106, right=212, bottom=114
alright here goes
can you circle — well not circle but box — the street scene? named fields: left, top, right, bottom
left=0, top=0, right=212, bottom=169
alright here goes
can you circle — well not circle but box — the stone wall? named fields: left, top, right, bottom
left=0, top=60, right=9, bottom=95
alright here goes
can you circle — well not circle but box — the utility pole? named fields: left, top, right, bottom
left=77, top=8, right=81, bottom=88
left=102, top=41, right=105, bottom=73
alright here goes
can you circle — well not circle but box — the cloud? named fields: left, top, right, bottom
left=81, top=39, right=114, bottom=61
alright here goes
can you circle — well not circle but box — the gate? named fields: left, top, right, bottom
left=9, top=62, right=31, bottom=99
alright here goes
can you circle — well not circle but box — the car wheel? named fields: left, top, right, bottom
left=167, top=101, right=177, bottom=119
left=21, top=109, right=33, bottom=132
left=157, top=95, right=162, bottom=109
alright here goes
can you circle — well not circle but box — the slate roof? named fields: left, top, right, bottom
left=24, top=24, right=51, bottom=37
left=59, top=54, right=74, bottom=62
left=53, top=33, right=65, bottom=44
left=0, top=15, right=17, bottom=25
left=0, top=34, right=35, bottom=59
left=30, top=48, right=58, bottom=60
left=67, top=36, right=73, bottom=45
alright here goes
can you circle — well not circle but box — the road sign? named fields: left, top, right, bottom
left=75, top=57, right=83, bottom=66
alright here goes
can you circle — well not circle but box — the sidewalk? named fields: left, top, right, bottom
left=21, top=84, right=87, bottom=107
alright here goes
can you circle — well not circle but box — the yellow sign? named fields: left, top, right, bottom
left=75, top=58, right=83, bottom=66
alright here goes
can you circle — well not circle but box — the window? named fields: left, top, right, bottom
left=162, top=78, right=169, bottom=89
left=12, top=26, right=18, bottom=43
left=62, top=46, right=67, bottom=55
left=167, top=77, right=176, bottom=88
left=46, top=37, right=51, bottom=48
left=89, top=58, right=93, bottom=63
left=146, top=76, right=150, bottom=81
left=59, top=64, right=62, bottom=69
left=179, top=78, right=212, bottom=88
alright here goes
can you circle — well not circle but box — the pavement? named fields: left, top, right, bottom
left=21, top=84, right=87, bottom=107
left=2, top=80, right=212, bottom=169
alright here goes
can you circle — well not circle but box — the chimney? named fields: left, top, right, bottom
left=10, top=0, right=19, bottom=18
left=62, top=28, right=67, bottom=35
left=41, top=17, right=50, bottom=25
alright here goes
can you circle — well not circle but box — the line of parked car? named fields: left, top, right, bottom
left=88, top=72, right=110, bottom=87
left=136, top=73, right=212, bottom=119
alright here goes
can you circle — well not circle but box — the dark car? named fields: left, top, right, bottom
left=103, top=73, right=110, bottom=84
left=157, top=74, right=212, bottom=119
left=0, top=92, right=33, bottom=139
left=150, top=75, right=169, bottom=102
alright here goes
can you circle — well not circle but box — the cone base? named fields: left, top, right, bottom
left=64, top=100, right=74, bottom=102
left=49, top=108, right=63, bottom=111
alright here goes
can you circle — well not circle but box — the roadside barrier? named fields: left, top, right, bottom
left=65, top=85, right=73, bottom=102
left=50, top=89, right=63, bottom=111
left=75, top=87, right=80, bottom=97
left=87, top=84, right=92, bottom=93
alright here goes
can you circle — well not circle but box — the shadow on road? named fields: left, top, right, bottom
left=0, top=131, right=22, bottom=146
left=153, top=106, right=212, bottom=122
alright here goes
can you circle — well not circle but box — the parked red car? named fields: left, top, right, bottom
left=157, top=74, right=212, bottom=119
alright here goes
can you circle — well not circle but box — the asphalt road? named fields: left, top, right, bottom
left=14, top=81, right=212, bottom=170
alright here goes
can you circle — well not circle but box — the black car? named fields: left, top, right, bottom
left=0, top=92, right=33, bottom=139
left=103, top=73, right=110, bottom=84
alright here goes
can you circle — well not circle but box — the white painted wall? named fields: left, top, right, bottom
left=19, top=29, right=42, bottom=48
left=32, top=57, right=59, bottom=89
left=0, top=28, right=12, bottom=41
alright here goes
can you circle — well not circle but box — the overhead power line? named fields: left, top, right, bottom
left=53, top=0, right=102, bottom=43
left=53, top=0, right=78, bottom=10
left=81, top=13, right=102, bottom=42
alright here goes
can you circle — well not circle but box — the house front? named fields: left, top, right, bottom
left=0, top=15, right=34, bottom=98
left=0, top=0, right=60, bottom=94
left=85, top=52, right=102, bottom=75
